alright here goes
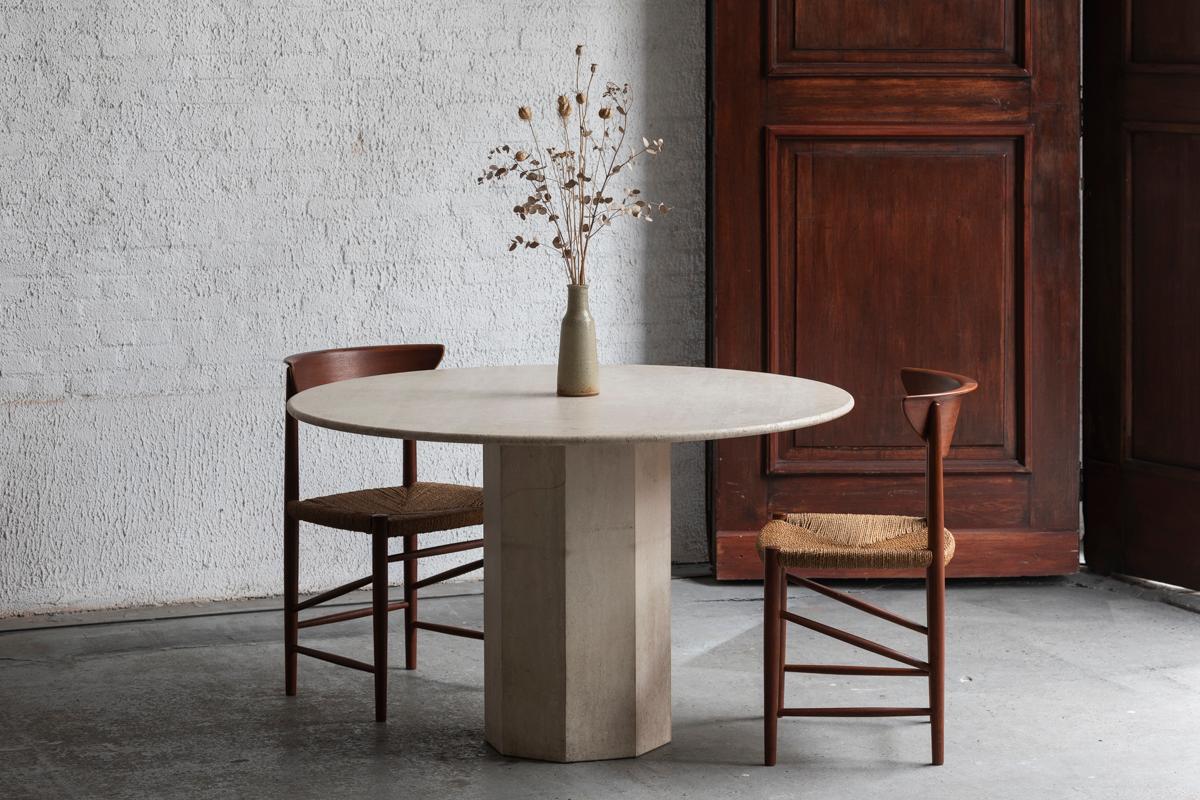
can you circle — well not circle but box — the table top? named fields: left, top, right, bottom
left=287, top=364, right=854, bottom=446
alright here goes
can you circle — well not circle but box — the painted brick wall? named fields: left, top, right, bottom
left=0, top=1, right=706, bottom=614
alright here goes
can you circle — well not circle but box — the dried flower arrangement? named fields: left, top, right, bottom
left=478, top=44, right=669, bottom=286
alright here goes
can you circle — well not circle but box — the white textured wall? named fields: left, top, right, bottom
left=0, top=1, right=706, bottom=615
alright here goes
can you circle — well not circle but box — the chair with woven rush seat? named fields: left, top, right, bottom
left=284, top=344, right=484, bottom=723
left=760, top=367, right=977, bottom=766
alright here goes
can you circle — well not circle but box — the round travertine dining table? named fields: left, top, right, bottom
left=287, top=363, right=853, bottom=762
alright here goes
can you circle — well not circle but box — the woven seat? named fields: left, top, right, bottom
left=288, top=481, right=483, bottom=537
left=757, top=513, right=955, bottom=570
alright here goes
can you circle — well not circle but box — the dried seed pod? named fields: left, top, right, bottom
left=487, top=46, right=669, bottom=273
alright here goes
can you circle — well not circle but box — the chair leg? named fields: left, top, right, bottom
left=284, top=514, right=299, bottom=697
left=404, top=533, right=418, bottom=670
left=778, top=570, right=788, bottom=709
left=371, top=518, right=389, bottom=723
left=927, top=561, right=946, bottom=766
left=764, top=547, right=782, bottom=767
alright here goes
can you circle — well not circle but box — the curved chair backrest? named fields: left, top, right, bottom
left=898, top=367, right=978, bottom=565
left=900, top=367, right=979, bottom=457
left=284, top=344, right=446, bottom=490
left=285, top=344, right=445, bottom=396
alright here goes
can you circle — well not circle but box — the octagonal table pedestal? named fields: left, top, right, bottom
left=483, top=442, right=672, bottom=761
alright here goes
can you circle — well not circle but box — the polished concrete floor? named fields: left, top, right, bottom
left=2, top=574, right=1199, bottom=799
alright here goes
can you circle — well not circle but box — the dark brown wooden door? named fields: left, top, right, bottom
left=1083, top=2, right=1200, bottom=590
left=711, top=0, right=1081, bottom=578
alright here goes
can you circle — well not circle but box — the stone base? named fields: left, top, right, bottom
left=482, top=442, right=672, bottom=762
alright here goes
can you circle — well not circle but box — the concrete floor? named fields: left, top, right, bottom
left=2, top=575, right=1199, bottom=799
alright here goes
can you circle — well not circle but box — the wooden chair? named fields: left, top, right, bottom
left=283, top=344, right=484, bottom=722
left=759, top=367, right=977, bottom=766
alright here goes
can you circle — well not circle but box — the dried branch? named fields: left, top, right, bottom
left=478, top=45, right=671, bottom=286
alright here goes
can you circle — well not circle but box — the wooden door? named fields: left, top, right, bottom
left=1083, top=2, right=1200, bottom=590
left=711, top=0, right=1081, bottom=578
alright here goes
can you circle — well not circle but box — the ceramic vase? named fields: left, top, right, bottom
left=557, top=283, right=599, bottom=397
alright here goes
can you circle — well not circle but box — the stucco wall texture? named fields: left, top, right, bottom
left=0, top=1, right=706, bottom=615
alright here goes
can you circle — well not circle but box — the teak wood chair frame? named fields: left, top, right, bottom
left=762, top=368, right=977, bottom=766
left=283, top=344, right=484, bottom=722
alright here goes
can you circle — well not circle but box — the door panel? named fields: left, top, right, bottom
left=767, top=132, right=1020, bottom=461
left=1083, top=3, right=1200, bottom=590
left=712, top=0, right=1080, bottom=578
left=771, top=0, right=1023, bottom=71
left=1129, top=131, right=1200, bottom=471
left=1130, top=3, right=1200, bottom=64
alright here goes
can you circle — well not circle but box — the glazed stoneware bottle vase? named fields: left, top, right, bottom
left=557, top=283, right=599, bottom=397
